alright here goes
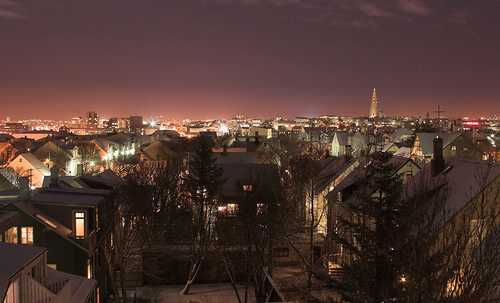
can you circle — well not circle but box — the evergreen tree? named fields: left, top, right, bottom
left=181, top=136, right=224, bottom=294
left=332, top=152, right=407, bottom=303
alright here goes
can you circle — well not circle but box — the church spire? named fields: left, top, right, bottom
left=369, top=88, right=378, bottom=118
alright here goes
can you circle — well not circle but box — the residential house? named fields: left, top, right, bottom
left=138, top=140, right=179, bottom=162
left=32, top=141, right=82, bottom=176
left=0, top=186, right=114, bottom=301
left=326, top=152, right=421, bottom=266
left=331, top=132, right=371, bottom=158
left=0, top=242, right=96, bottom=303
left=7, top=153, right=51, bottom=188
left=411, top=132, right=482, bottom=162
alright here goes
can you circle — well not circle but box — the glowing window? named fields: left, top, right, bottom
left=87, top=259, right=92, bottom=279
left=4, top=227, right=18, bottom=244
left=227, top=203, right=239, bottom=215
left=75, top=212, right=86, bottom=239
left=242, top=184, right=253, bottom=192
left=20, top=227, right=33, bottom=245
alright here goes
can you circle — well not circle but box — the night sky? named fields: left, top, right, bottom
left=1, top=0, right=499, bottom=120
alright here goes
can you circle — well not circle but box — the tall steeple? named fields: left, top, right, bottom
left=369, top=88, right=378, bottom=118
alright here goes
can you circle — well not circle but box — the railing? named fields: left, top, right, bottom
left=46, top=278, right=68, bottom=294
left=22, top=274, right=55, bottom=303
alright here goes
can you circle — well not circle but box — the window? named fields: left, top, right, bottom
left=75, top=211, right=86, bottom=239
left=242, top=184, right=253, bottom=192
left=87, top=259, right=92, bottom=279
left=256, top=203, right=266, bottom=216
left=227, top=203, right=239, bottom=216
left=48, top=264, right=57, bottom=270
left=4, top=227, right=18, bottom=244
left=20, top=227, right=33, bottom=245
left=451, top=145, right=457, bottom=151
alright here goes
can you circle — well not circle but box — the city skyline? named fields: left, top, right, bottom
left=1, top=0, right=500, bottom=119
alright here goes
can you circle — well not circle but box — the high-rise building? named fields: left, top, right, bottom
left=129, top=116, right=144, bottom=133
left=86, top=112, right=99, bottom=128
left=369, top=88, right=378, bottom=119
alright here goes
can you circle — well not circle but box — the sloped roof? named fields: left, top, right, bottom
left=415, top=132, right=461, bottom=156
left=411, top=158, right=500, bottom=223
left=326, top=154, right=416, bottom=201
left=0, top=243, right=46, bottom=302
left=333, top=132, right=349, bottom=146
left=219, top=163, right=280, bottom=200
left=391, top=128, right=413, bottom=142
left=141, top=140, right=178, bottom=161
left=11, top=153, right=51, bottom=176
left=79, top=170, right=122, bottom=189
left=106, top=133, right=132, bottom=145
left=316, top=156, right=352, bottom=193
left=30, top=188, right=108, bottom=206
left=215, top=152, right=260, bottom=165
left=0, top=172, right=17, bottom=193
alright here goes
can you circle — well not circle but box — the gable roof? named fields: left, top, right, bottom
left=326, top=154, right=417, bottom=201
left=411, top=158, right=500, bottom=222
left=10, top=153, right=51, bottom=176
left=316, top=156, right=353, bottom=193
left=415, top=132, right=461, bottom=156
left=141, top=140, right=178, bottom=161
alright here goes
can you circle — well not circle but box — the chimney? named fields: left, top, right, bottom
left=431, top=136, right=445, bottom=176
left=345, top=145, right=353, bottom=160
left=49, top=166, right=59, bottom=188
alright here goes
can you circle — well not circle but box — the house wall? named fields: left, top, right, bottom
left=7, top=158, right=47, bottom=188
left=0, top=210, right=89, bottom=277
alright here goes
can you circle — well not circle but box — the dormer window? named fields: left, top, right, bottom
left=74, top=211, right=86, bottom=239
left=242, top=184, right=253, bottom=192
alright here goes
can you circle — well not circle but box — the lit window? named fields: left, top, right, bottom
left=48, top=264, right=57, bottom=270
left=20, top=227, right=33, bottom=245
left=75, top=212, right=86, bottom=239
left=227, top=203, right=239, bottom=215
left=87, top=259, right=92, bottom=279
left=451, top=145, right=457, bottom=151
left=242, top=184, right=253, bottom=192
left=5, top=227, right=18, bottom=244
left=257, top=203, right=265, bottom=215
